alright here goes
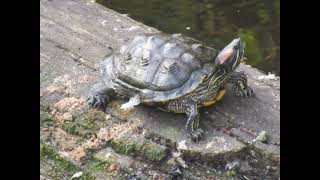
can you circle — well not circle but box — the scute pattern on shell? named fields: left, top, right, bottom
left=109, top=33, right=218, bottom=102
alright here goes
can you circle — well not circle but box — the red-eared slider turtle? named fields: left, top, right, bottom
left=87, top=33, right=253, bottom=142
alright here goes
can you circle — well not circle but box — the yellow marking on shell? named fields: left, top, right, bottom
left=201, top=88, right=226, bottom=107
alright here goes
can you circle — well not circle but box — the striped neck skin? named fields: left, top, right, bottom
left=206, top=65, right=232, bottom=94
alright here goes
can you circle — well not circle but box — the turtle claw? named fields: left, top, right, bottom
left=190, top=128, right=204, bottom=142
left=244, top=86, right=254, bottom=98
left=235, top=86, right=254, bottom=98
left=168, top=164, right=182, bottom=177
left=246, top=86, right=254, bottom=97
left=196, top=128, right=204, bottom=136
left=87, top=93, right=109, bottom=110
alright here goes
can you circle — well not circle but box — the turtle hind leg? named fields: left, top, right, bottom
left=227, top=71, right=254, bottom=98
left=185, top=100, right=204, bottom=142
left=87, top=80, right=114, bottom=111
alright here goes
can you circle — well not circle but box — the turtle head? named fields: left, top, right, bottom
left=206, top=38, right=245, bottom=93
left=214, top=38, right=245, bottom=73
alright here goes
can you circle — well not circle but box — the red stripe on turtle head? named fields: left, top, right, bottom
left=217, top=49, right=234, bottom=65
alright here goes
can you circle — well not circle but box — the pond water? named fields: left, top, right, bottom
left=97, top=0, right=280, bottom=76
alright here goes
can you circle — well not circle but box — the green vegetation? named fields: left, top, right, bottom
left=107, top=138, right=167, bottom=161
left=92, top=157, right=113, bottom=170
left=141, top=143, right=167, bottom=161
left=40, top=142, right=95, bottom=179
left=62, top=110, right=106, bottom=137
left=40, top=111, right=54, bottom=127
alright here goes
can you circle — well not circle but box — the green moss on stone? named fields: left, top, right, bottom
left=41, top=143, right=80, bottom=172
left=40, top=111, right=54, bottom=127
left=62, top=122, right=90, bottom=137
left=107, top=138, right=167, bottom=161
left=108, top=140, right=136, bottom=155
left=61, top=110, right=106, bottom=137
left=40, top=142, right=96, bottom=179
left=141, top=143, right=166, bottom=161
left=91, top=157, right=113, bottom=170
left=83, top=110, right=106, bottom=122
left=94, top=160, right=111, bottom=170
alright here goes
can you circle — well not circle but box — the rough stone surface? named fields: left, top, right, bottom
left=40, top=0, right=280, bottom=179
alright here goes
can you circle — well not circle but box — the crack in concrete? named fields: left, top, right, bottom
left=42, top=36, right=98, bottom=71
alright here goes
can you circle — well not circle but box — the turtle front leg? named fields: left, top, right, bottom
left=227, top=71, right=254, bottom=98
left=87, top=80, right=114, bottom=110
left=185, top=100, right=204, bottom=142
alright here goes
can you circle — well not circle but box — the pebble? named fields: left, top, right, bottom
left=61, top=112, right=73, bottom=122
left=105, top=114, right=111, bottom=121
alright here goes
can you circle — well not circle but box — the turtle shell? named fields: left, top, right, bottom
left=109, top=33, right=219, bottom=102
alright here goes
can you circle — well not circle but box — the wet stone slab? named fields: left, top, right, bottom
left=40, top=0, right=280, bottom=179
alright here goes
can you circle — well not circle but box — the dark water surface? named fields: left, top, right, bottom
left=97, top=0, right=280, bottom=76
